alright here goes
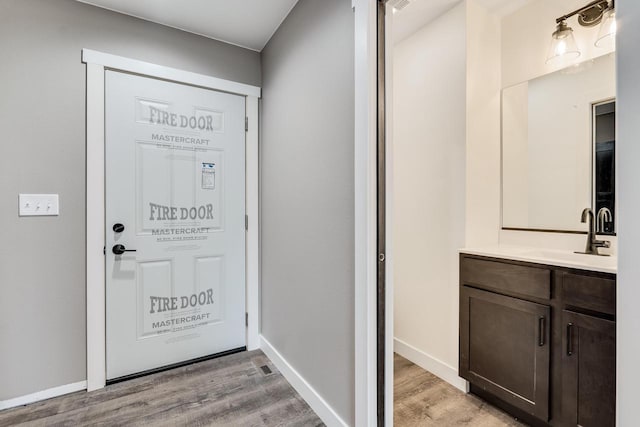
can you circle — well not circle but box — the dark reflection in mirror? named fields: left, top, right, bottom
left=594, top=100, right=615, bottom=235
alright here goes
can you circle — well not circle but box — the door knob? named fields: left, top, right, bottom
left=112, top=244, right=136, bottom=255
left=113, top=223, right=125, bottom=233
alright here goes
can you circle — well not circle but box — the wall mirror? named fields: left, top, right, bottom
left=502, top=53, right=616, bottom=234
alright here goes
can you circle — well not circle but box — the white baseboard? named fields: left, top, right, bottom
left=0, top=380, right=87, bottom=411
left=394, top=337, right=468, bottom=392
left=259, top=335, right=349, bottom=427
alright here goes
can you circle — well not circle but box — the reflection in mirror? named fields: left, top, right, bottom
left=502, top=53, right=615, bottom=233
left=594, top=101, right=615, bottom=234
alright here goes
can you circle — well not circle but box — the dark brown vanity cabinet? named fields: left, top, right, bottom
left=560, top=272, right=616, bottom=427
left=459, top=255, right=616, bottom=427
left=562, top=310, right=616, bottom=427
left=460, top=286, right=551, bottom=420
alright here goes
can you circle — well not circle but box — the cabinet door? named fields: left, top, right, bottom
left=460, top=286, right=550, bottom=420
left=562, top=310, right=616, bottom=427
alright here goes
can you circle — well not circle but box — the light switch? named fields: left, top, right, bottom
left=19, top=194, right=59, bottom=216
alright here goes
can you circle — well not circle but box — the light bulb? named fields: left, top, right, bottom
left=546, top=21, right=581, bottom=64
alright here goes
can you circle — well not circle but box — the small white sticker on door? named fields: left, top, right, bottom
left=201, top=162, right=216, bottom=190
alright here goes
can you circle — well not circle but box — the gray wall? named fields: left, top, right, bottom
left=0, top=0, right=260, bottom=401
left=616, top=0, right=640, bottom=424
left=260, top=0, right=355, bottom=424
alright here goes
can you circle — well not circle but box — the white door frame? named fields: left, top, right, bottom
left=353, top=1, right=380, bottom=425
left=382, top=4, right=395, bottom=426
left=83, top=48, right=261, bottom=391
left=353, top=1, right=396, bottom=425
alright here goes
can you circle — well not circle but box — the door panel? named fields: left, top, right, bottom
left=136, top=259, right=173, bottom=339
left=562, top=310, right=616, bottom=427
left=460, top=286, right=550, bottom=420
left=105, top=70, right=246, bottom=380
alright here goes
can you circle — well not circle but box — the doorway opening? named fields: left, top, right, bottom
left=381, top=0, right=618, bottom=426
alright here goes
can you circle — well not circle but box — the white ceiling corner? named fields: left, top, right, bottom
left=76, top=0, right=300, bottom=51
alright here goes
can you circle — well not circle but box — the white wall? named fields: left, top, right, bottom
left=615, top=1, right=640, bottom=424
left=392, top=0, right=501, bottom=390
left=392, top=1, right=467, bottom=389
left=465, top=0, right=502, bottom=248
left=502, top=82, right=530, bottom=226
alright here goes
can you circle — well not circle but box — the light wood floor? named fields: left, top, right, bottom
left=394, top=354, right=527, bottom=427
left=0, top=350, right=324, bottom=427
left=1, top=350, right=530, bottom=426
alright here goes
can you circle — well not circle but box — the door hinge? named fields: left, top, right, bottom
left=245, top=117, right=248, bottom=131
left=245, top=312, right=248, bottom=327
left=245, top=214, right=249, bottom=231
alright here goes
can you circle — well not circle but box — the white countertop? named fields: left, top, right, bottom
left=460, top=245, right=617, bottom=274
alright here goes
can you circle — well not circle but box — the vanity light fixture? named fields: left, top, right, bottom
left=595, top=2, right=616, bottom=48
left=546, top=0, right=615, bottom=64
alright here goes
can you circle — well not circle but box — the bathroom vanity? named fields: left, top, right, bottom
left=481, top=45, right=618, bottom=426
left=459, top=248, right=615, bottom=427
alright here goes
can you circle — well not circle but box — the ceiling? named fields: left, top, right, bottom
left=76, top=0, right=300, bottom=51
left=393, top=0, right=533, bottom=44
left=475, top=0, right=533, bottom=16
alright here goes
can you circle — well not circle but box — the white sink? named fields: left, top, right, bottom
left=521, top=249, right=604, bottom=262
left=460, top=246, right=617, bottom=274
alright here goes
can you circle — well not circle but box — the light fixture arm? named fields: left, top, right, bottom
left=555, top=0, right=613, bottom=26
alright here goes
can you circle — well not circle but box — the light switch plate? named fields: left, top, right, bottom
left=19, top=194, right=59, bottom=216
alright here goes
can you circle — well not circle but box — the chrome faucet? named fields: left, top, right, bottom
left=578, top=207, right=610, bottom=255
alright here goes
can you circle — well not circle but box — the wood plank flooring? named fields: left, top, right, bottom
left=394, top=353, right=527, bottom=427
left=2, top=350, right=532, bottom=426
left=0, top=350, right=324, bottom=427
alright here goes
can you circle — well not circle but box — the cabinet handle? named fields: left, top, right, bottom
left=538, top=316, right=546, bottom=346
left=567, top=323, right=574, bottom=356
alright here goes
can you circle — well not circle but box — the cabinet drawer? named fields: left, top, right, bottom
left=562, top=273, right=616, bottom=315
left=461, top=257, right=551, bottom=300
